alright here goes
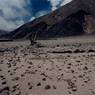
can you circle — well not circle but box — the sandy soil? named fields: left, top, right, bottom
left=0, top=36, right=95, bottom=95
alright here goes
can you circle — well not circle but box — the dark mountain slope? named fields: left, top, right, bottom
left=0, top=30, right=7, bottom=36
left=4, top=10, right=88, bottom=39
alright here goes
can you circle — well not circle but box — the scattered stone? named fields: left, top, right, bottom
left=83, top=66, right=88, bottom=70
left=53, top=85, right=56, bottom=89
left=29, top=86, right=33, bottom=89
left=42, top=78, right=46, bottom=81
left=0, top=87, right=9, bottom=95
left=44, top=85, right=51, bottom=90
left=37, top=82, right=41, bottom=86
left=2, top=81, right=7, bottom=85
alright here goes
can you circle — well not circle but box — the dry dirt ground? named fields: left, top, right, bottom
left=0, top=36, right=95, bottom=95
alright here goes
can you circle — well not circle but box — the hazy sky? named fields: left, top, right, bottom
left=0, top=0, right=72, bottom=31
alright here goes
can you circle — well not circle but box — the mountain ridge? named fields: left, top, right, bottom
left=0, top=0, right=95, bottom=40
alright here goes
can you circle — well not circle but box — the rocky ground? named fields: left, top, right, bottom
left=0, top=36, right=95, bottom=95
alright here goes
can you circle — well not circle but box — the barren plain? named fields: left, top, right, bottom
left=0, top=36, right=95, bottom=95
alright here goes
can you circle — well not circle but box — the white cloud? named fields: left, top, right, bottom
left=0, top=0, right=31, bottom=31
left=0, top=0, right=73, bottom=31
left=48, top=0, right=72, bottom=10
left=61, top=0, right=72, bottom=6
left=36, top=10, right=49, bottom=17
left=30, top=10, right=50, bottom=21
left=30, top=17, right=35, bottom=21
left=0, top=16, right=24, bottom=31
left=48, top=0, right=62, bottom=10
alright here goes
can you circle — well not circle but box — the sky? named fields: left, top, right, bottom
left=0, top=0, right=72, bottom=31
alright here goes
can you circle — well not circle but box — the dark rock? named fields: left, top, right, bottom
left=0, top=87, right=9, bottom=95
left=44, top=85, right=51, bottom=90
left=37, top=82, right=41, bottom=86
